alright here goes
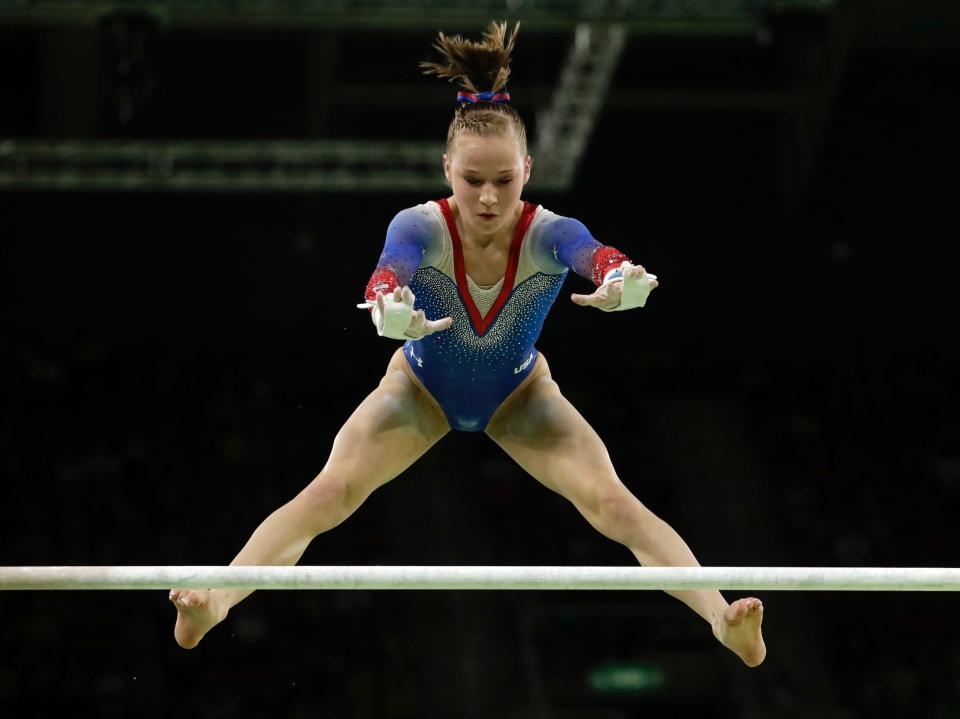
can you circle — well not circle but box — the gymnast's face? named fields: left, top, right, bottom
left=444, top=132, right=532, bottom=237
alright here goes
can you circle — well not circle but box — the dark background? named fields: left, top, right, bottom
left=2, top=2, right=959, bottom=717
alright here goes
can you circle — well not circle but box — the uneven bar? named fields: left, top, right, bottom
left=1, top=566, right=960, bottom=591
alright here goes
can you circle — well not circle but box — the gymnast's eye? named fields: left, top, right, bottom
left=465, top=177, right=482, bottom=186
left=497, top=178, right=513, bottom=185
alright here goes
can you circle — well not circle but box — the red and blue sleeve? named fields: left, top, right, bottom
left=544, top=216, right=631, bottom=287
left=364, top=206, right=438, bottom=303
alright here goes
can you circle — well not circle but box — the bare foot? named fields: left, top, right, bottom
left=713, top=597, right=766, bottom=667
left=169, top=588, right=228, bottom=649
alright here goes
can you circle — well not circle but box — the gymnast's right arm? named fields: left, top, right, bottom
left=356, top=206, right=453, bottom=340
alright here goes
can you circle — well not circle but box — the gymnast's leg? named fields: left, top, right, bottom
left=484, top=355, right=766, bottom=667
left=170, top=348, right=450, bottom=648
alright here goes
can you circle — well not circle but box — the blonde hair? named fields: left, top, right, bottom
left=420, top=20, right=527, bottom=156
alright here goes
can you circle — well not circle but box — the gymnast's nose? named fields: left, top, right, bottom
left=479, top=184, right=497, bottom=207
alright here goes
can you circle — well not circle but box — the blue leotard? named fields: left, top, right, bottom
left=364, top=198, right=629, bottom=432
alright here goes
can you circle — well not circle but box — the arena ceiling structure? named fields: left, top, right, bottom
left=0, top=0, right=954, bottom=206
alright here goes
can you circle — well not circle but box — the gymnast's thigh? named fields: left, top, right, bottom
left=321, top=348, right=450, bottom=495
left=484, top=359, right=618, bottom=498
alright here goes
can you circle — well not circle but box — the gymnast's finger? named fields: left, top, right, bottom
left=425, top=316, right=453, bottom=334
left=401, top=286, right=415, bottom=306
left=410, top=309, right=426, bottom=331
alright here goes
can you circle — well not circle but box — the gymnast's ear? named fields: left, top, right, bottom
left=443, top=153, right=452, bottom=185
left=523, top=154, right=532, bottom=185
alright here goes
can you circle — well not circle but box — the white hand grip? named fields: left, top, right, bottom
left=376, top=297, right=414, bottom=338
left=356, top=291, right=416, bottom=340
left=600, top=263, right=657, bottom=311
left=619, top=271, right=657, bottom=310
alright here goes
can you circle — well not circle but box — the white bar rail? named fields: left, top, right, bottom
left=1, top=566, right=959, bottom=591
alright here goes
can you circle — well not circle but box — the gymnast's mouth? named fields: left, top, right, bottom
left=479, top=212, right=497, bottom=219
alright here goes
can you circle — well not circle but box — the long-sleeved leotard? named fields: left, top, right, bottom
left=363, top=198, right=630, bottom=431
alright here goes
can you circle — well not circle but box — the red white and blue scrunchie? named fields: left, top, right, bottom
left=456, top=90, right=511, bottom=104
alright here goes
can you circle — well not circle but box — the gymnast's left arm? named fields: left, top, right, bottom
left=541, top=216, right=659, bottom=312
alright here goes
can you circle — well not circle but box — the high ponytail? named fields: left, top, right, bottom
left=420, top=21, right=528, bottom=156
left=420, top=20, right=518, bottom=94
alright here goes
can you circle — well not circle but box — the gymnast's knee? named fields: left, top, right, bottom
left=294, top=469, right=367, bottom=530
left=587, top=484, right=650, bottom=544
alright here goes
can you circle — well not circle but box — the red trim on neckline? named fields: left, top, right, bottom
left=437, top=198, right=538, bottom=337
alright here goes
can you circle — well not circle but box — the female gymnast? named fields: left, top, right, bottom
left=170, top=21, right=766, bottom=667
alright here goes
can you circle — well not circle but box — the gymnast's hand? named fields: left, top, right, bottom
left=570, top=262, right=659, bottom=312
left=357, top=285, right=453, bottom=340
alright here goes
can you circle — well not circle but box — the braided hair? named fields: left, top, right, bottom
left=420, top=21, right=528, bottom=156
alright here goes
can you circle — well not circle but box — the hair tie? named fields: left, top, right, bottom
left=456, top=90, right=511, bottom=104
